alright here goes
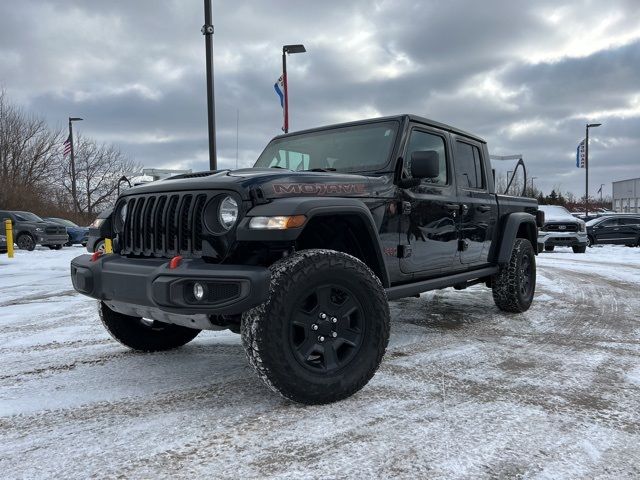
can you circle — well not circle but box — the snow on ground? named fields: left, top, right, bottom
left=1, top=245, right=639, bottom=479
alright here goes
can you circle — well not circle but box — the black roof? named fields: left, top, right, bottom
left=273, top=114, right=486, bottom=144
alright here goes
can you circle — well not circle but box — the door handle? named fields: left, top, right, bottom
left=477, top=205, right=491, bottom=212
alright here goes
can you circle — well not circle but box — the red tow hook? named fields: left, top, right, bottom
left=169, top=255, right=183, bottom=269
left=91, top=251, right=103, bottom=262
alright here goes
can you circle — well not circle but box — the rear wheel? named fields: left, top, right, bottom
left=99, top=302, right=200, bottom=352
left=16, top=233, right=35, bottom=251
left=587, top=235, right=595, bottom=247
left=492, top=238, right=536, bottom=313
left=544, top=245, right=554, bottom=252
left=572, top=245, right=586, bottom=253
left=242, top=249, right=390, bottom=405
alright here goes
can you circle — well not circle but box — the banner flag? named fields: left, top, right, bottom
left=576, top=139, right=585, bottom=168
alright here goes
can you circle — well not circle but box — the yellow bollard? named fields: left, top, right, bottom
left=104, top=238, right=113, bottom=254
left=4, top=219, right=14, bottom=258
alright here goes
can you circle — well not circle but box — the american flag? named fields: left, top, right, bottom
left=62, top=134, right=72, bottom=157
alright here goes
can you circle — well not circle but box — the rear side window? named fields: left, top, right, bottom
left=620, top=217, right=640, bottom=225
left=600, top=218, right=619, bottom=227
left=406, top=130, right=448, bottom=185
left=455, top=141, right=484, bottom=189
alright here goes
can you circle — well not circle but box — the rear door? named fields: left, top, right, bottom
left=453, top=138, right=497, bottom=265
left=619, top=217, right=640, bottom=244
left=399, top=126, right=459, bottom=274
left=593, top=218, right=621, bottom=243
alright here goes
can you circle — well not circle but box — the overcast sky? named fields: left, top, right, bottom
left=1, top=0, right=638, bottom=196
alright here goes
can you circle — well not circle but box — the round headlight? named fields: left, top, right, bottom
left=218, top=196, right=238, bottom=230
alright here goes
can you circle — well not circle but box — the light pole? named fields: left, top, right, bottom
left=282, top=44, right=306, bottom=133
left=585, top=122, right=602, bottom=217
left=68, top=117, right=83, bottom=212
left=530, top=176, right=538, bottom=197
left=599, top=183, right=605, bottom=203
left=202, top=0, right=217, bottom=170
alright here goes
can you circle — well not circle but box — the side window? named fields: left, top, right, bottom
left=406, top=130, right=447, bottom=185
left=620, top=217, right=640, bottom=226
left=455, top=141, right=485, bottom=189
left=600, top=218, right=618, bottom=227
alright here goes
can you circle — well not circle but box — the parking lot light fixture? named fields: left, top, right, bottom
left=282, top=44, right=307, bottom=133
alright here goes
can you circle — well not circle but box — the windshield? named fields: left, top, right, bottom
left=48, top=218, right=78, bottom=227
left=539, top=205, right=572, bottom=216
left=14, top=212, right=43, bottom=222
left=254, top=121, right=399, bottom=173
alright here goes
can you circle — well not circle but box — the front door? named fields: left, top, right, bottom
left=400, top=127, right=459, bottom=274
left=453, top=139, right=496, bottom=264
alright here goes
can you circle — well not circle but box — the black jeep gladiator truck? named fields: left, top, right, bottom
left=71, top=114, right=540, bottom=404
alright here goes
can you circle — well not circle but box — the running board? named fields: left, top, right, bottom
left=385, top=266, right=498, bottom=301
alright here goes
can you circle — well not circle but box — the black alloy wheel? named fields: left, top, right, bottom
left=290, top=284, right=365, bottom=373
left=17, top=234, right=35, bottom=251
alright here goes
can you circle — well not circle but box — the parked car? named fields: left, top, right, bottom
left=538, top=205, right=588, bottom=253
left=0, top=234, right=7, bottom=254
left=0, top=210, right=68, bottom=251
left=71, top=114, right=541, bottom=405
left=86, top=208, right=113, bottom=253
left=586, top=215, right=640, bottom=247
left=44, top=217, right=89, bottom=246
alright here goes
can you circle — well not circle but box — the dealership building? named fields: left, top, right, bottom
left=612, top=177, right=640, bottom=213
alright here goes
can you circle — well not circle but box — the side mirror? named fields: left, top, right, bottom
left=411, top=150, right=440, bottom=179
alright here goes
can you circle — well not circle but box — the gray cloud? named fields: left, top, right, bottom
left=0, top=0, right=638, bottom=197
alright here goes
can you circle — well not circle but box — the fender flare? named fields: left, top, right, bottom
left=237, top=197, right=390, bottom=287
left=494, top=212, right=538, bottom=265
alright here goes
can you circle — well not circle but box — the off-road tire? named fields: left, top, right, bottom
left=99, top=302, right=200, bottom=352
left=16, top=233, right=35, bottom=251
left=544, top=245, right=554, bottom=252
left=241, top=249, right=390, bottom=405
left=572, top=245, right=587, bottom=253
left=492, top=238, right=536, bottom=313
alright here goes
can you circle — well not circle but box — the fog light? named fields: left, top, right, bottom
left=193, top=282, right=205, bottom=301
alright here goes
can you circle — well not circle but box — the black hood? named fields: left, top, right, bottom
left=121, top=168, right=395, bottom=200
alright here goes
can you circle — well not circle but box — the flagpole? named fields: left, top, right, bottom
left=282, top=48, right=289, bottom=134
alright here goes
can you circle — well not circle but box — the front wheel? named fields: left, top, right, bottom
left=48, top=245, right=63, bottom=250
left=241, top=249, right=390, bottom=405
left=99, top=302, right=200, bottom=352
left=492, top=238, right=536, bottom=313
left=572, top=245, right=587, bottom=253
left=16, top=233, right=35, bottom=251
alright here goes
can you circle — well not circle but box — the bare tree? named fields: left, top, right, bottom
left=58, top=134, right=141, bottom=217
left=0, top=90, right=62, bottom=209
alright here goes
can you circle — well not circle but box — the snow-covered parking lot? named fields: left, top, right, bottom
left=1, top=245, right=639, bottom=479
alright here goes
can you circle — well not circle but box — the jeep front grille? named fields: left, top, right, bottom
left=119, top=192, right=210, bottom=257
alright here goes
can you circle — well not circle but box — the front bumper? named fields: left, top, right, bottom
left=70, top=254, right=271, bottom=322
left=39, top=234, right=69, bottom=245
left=538, top=231, right=588, bottom=247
